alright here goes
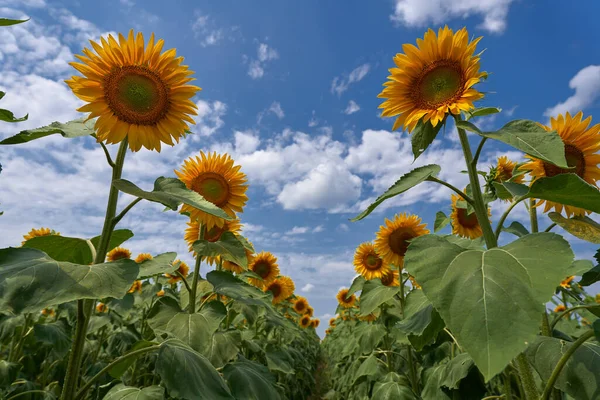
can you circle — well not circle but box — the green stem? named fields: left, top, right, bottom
left=472, top=137, right=488, bottom=167
left=8, top=391, right=53, bottom=400
left=544, top=223, right=557, bottom=233
left=112, top=197, right=142, bottom=226
left=529, top=199, right=539, bottom=233
left=75, top=345, right=161, bottom=400
left=515, top=353, right=539, bottom=400
left=61, top=139, right=128, bottom=400
left=541, top=311, right=551, bottom=337
left=426, top=176, right=475, bottom=204
left=189, top=224, right=205, bottom=314
left=399, top=279, right=418, bottom=393
left=454, top=115, right=497, bottom=249
left=550, top=304, right=599, bottom=331
left=176, top=270, right=193, bottom=294
left=540, top=330, right=595, bottom=400
left=9, top=314, right=31, bottom=362
left=494, top=198, right=525, bottom=239
left=503, top=371, right=513, bottom=400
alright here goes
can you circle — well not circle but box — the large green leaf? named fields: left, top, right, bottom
left=137, top=252, right=177, bottom=279
left=0, top=118, right=94, bottom=145
left=90, top=229, right=135, bottom=255
left=407, top=310, right=445, bottom=351
left=396, top=290, right=433, bottom=336
left=359, top=279, right=400, bottom=316
left=113, top=177, right=231, bottom=220
left=548, top=212, right=600, bottom=244
left=434, top=211, right=451, bottom=233
left=205, top=330, right=241, bottom=368
left=192, top=232, right=248, bottom=268
left=353, top=354, right=383, bottom=384
left=0, top=18, right=29, bottom=26
left=0, top=108, right=27, bottom=123
left=156, top=340, right=233, bottom=400
left=103, top=384, right=164, bottom=400
left=526, top=336, right=600, bottom=400
left=411, top=119, right=444, bottom=161
left=207, top=271, right=272, bottom=307
left=456, top=120, right=568, bottom=168
left=464, top=107, right=501, bottom=120
left=148, top=298, right=226, bottom=353
left=347, top=275, right=366, bottom=297
left=501, top=221, right=529, bottom=238
left=223, top=358, right=281, bottom=400
left=265, top=347, right=293, bottom=374
left=33, top=320, right=71, bottom=356
left=0, top=247, right=139, bottom=314
left=404, top=233, right=574, bottom=380
left=108, top=340, right=157, bottom=379
left=372, top=373, right=417, bottom=400
left=351, top=165, right=441, bottom=221
left=357, top=324, right=387, bottom=355
left=580, top=265, right=600, bottom=287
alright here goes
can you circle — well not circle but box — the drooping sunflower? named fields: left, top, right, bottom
left=184, top=217, right=243, bottom=265
left=311, top=319, right=320, bottom=328
left=22, top=227, right=60, bottom=245
left=494, top=156, right=524, bottom=184
left=164, top=259, right=190, bottom=284
left=247, top=251, right=279, bottom=288
left=325, top=328, right=332, bottom=335
left=293, top=296, right=309, bottom=314
left=375, top=213, right=429, bottom=269
left=519, top=112, right=600, bottom=217
left=306, top=306, right=314, bottom=317
left=300, top=315, right=311, bottom=328
left=380, top=269, right=400, bottom=287
left=264, top=276, right=295, bottom=304
left=353, top=242, right=390, bottom=280
left=96, top=303, right=108, bottom=313
left=134, top=253, right=153, bottom=263
left=379, top=26, right=485, bottom=132
left=559, top=275, right=575, bottom=288
left=329, top=318, right=336, bottom=327
left=127, top=280, right=142, bottom=293
left=66, top=30, right=201, bottom=152
left=336, top=288, right=357, bottom=308
left=450, top=193, right=491, bottom=239
left=107, top=247, right=132, bottom=262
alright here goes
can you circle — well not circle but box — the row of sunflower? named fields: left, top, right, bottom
left=0, top=29, right=322, bottom=400
left=317, top=26, right=600, bottom=399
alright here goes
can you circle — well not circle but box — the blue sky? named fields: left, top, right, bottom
left=1, top=0, right=599, bottom=337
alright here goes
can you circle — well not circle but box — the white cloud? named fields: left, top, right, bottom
left=257, top=101, right=285, bottom=123
left=390, top=0, right=516, bottom=33
left=193, top=100, right=227, bottom=136
left=337, top=224, right=350, bottom=232
left=234, top=130, right=260, bottom=154
left=343, top=100, right=361, bottom=115
left=308, top=110, right=319, bottom=127
left=191, top=11, right=238, bottom=47
left=331, top=63, right=370, bottom=96
left=313, top=225, right=324, bottom=233
left=0, top=0, right=46, bottom=7
left=247, top=42, right=278, bottom=79
left=544, top=65, right=600, bottom=117
left=286, top=226, right=309, bottom=235
left=257, top=43, right=278, bottom=62
left=301, top=283, right=315, bottom=292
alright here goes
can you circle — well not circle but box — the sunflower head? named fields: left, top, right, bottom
left=553, top=304, right=566, bottom=313
left=96, top=303, right=108, bottom=313
left=300, top=315, right=311, bottom=328
left=450, top=192, right=491, bottom=239
left=519, top=112, right=600, bottom=217
left=380, top=269, right=400, bottom=287
left=336, top=288, right=357, bottom=308
left=22, top=227, right=60, bottom=245
left=559, top=275, right=575, bottom=288
left=311, top=319, right=320, bottom=328
left=165, top=259, right=190, bottom=284
left=379, top=26, right=485, bottom=132
left=175, top=152, right=249, bottom=229
left=134, top=253, right=153, bottom=263
left=353, top=242, right=390, bottom=280
left=156, top=289, right=165, bottom=297
left=264, top=276, right=295, bottom=304
left=41, top=308, right=56, bottom=317
left=128, top=280, right=143, bottom=294
left=66, top=30, right=201, bottom=152
left=325, top=328, right=332, bottom=335
left=293, top=296, right=309, bottom=313
left=107, top=247, right=132, bottom=262
left=359, top=313, right=378, bottom=322
left=329, top=317, right=336, bottom=326
left=306, top=306, right=314, bottom=317
left=248, top=251, right=279, bottom=288
left=375, top=213, right=429, bottom=269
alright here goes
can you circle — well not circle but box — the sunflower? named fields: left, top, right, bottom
left=184, top=218, right=243, bottom=265
left=450, top=193, right=491, bottom=239
left=175, top=152, right=248, bottom=229
left=264, top=276, right=295, bottom=304
left=164, top=259, right=190, bottom=284
left=325, top=328, right=332, bottom=335
left=311, top=319, right=320, bottom=328
left=381, top=269, right=400, bottom=287
left=329, top=318, right=336, bottom=327
left=247, top=251, right=279, bottom=288
left=135, top=253, right=153, bottom=263
left=41, top=308, right=55, bottom=318
left=353, top=242, right=390, bottom=280
left=359, top=313, right=378, bottom=322
left=66, top=30, right=200, bottom=152
left=494, top=156, right=523, bottom=184
left=96, top=303, right=108, bottom=313
left=336, top=288, right=357, bottom=308
left=293, top=296, right=309, bottom=314
left=156, top=289, right=165, bottom=297
left=596, top=294, right=600, bottom=304
left=375, top=213, right=429, bottom=269
left=127, top=280, right=142, bottom=293
left=22, top=227, right=60, bottom=245
left=107, top=247, right=132, bottom=262
left=553, top=304, right=566, bottom=313
left=408, top=275, right=421, bottom=289
left=519, top=112, right=600, bottom=217
left=559, top=275, right=575, bottom=288
left=300, top=315, right=311, bottom=328
left=378, top=26, right=485, bottom=132
left=306, top=306, right=314, bottom=317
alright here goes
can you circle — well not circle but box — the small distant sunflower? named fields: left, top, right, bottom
left=107, top=247, right=132, bottom=262
left=264, top=276, right=295, bottom=304
left=353, top=242, right=390, bottom=280
left=164, top=259, right=190, bottom=284
left=175, top=152, right=248, bottom=229
left=135, top=253, right=153, bottom=263
left=336, top=288, right=356, bottom=308
left=96, top=303, right=108, bottom=313
left=184, top=218, right=243, bottom=265
left=311, top=319, right=320, bottom=328
left=559, top=275, right=575, bottom=288
left=306, top=306, right=314, bottom=317
left=409, top=275, right=421, bottom=289
left=379, top=26, right=485, bottom=132
left=293, top=297, right=309, bottom=314
left=596, top=294, right=600, bottom=304
left=128, top=280, right=142, bottom=293
left=300, top=315, right=311, bottom=328
left=494, top=156, right=523, bottom=184
left=22, top=227, right=60, bottom=245
left=41, top=308, right=55, bottom=318
left=329, top=318, right=336, bottom=327
left=325, top=328, right=332, bottom=335
left=375, top=213, right=429, bottom=269
left=519, top=112, right=600, bottom=217
left=66, top=30, right=201, bottom=152
left=450, top=192, right=491, bottom=239
left=247, top=251, right=279, bottom=288
left=359, top=313, right=378, bottom=322
left=380, top=269, right=400, bottom=287
left=156, top=289, right=165, bottom=297
left=553, top=304, right=566, bottom=313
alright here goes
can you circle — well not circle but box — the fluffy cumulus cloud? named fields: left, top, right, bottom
left=193, top=100, right=227, bottom=136
left=390, top=0, right=516, bottom=33
left=331, top=63, right=370, bottom=96
left=257, top=101, right=285, bottom=123
left=247, top=42, right=278, bottom=79
left=343, top=100, right=360, bottom=115
left=544, top=65, right=600, bottom=117
left=190, top=10, right=239, bottom=47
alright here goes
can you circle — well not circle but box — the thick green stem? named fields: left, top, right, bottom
left=9, top=314, right=31, bottom=362
left=61, top=139, right=128, bottom=400
left=189, top=224, right=205, bottom=314
left=454, top=116, right=497, bottom=249
left=541, top=311, right=551, bottom=337
left=515, top=354, right=539, bottom=400
left=540, top=330, right=595, bottom=400
left=529, top=199, right=539, bottom=233
left=503, top=371, right=513, bottom=400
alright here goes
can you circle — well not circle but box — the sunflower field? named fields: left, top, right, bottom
left=1, top=11, right=600, bottom=400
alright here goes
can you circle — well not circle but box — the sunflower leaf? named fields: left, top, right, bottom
left=103, top=384, right=164, bottom=400
left=347, top=275, right=366, bottom=297
left=0, top=18, right=29, bottom=26
left=192, top=232, right=248, bottom=268
left=548, top=212, right=600, bottom=244
left=0, top=109, right=28, bottom=123
left=464, top=107, right=501, bottom=120
left=359, top=279, right=400, bottom=316
left=0, top=118, right=94, bottom=145
left=434, top=211, right=451, bottom=232
left=527, top=175, right=600, bottom=214
left=411, top=119, right=444, bottom=161
left=223, top=358, right=281, bottom=400
left=351, top=164, right=441, bottom=221
left=137, top=252, right=178, bottom=279
left=113, top=177, right=232, bottom=220
left=501, top=221, right=530, bottom=238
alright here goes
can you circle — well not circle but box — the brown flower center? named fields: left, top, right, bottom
left=543, top=144, right=585, bottom=178
left=268, top=282, right=282, bottom=297
left=363, top=253, right=383, bottom=271
left=457, top=208, right=479, bottom=228
left=253, top=261, right=272, bottom=278
left=381, top=271, right=395, bottom=286
left=191, top=172, right=231, bottom=207
left=204, top=225, right=226, bottom=242
left=104, top=65, right=169, bottom=125
left=413, top=60, right=464, bottom=110
left=388, top=229, right=415, bottom=257
left=295, top=301, right=306, bottom=312
left=341, top=291, right=353, bottom=303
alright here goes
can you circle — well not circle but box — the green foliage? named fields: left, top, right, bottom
left=0, top=118, right=94, bottom=144
left=411, top=119, right=444, bottom=160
